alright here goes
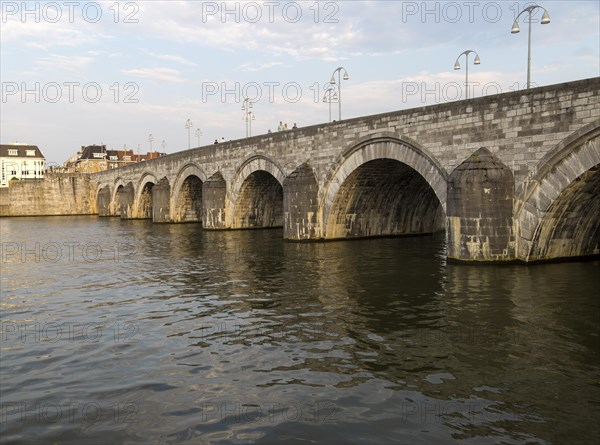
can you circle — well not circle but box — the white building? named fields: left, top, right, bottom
left=0, top=144, right=46, bottom=187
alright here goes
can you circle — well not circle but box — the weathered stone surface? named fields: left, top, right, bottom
left=173, top=175, right=202, bottom=223
left=324, top=158, right=444, bottom=239
left=137, top=183, right=154, bottom=219
left=231, top=170, right=283, bottom=229
left=528, top=165, right=600, bottom=260
left=97, top=186, right=111, bottom=216
left=0, top=173, right=93, bottom=216
left=202, top=172, right=226, bottom=229
left=447, top=147, right=514, bottom=261
left=283, top=163, right=319, bottom=240
left=514, top=123, right=600, bottom=261
left=152, top=178, right=170, bottom=224
left=119, top=183, right=135, bottom=219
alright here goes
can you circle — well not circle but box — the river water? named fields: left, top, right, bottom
left=0, top=216, right=598, bottom=445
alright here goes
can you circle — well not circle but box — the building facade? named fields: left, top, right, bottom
left=73, top=145, right=108, bottom=173
left=0, top=144, right=46, bottom=187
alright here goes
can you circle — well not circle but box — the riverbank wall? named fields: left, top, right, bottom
left=0, top=173, right=95, bottom=217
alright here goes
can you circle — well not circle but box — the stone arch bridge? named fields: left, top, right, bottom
left=92, top=78, right=600, bottom=263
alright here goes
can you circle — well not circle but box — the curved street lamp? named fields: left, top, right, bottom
left=195, top=128, right=202, bottom=147
left=185, top=118, right=193, bottom=149
left=242, top=98, right=254, bottom=137
left=242, top=110, right=256, bottom=137
left=330, top=67, right=349, bottom=121
left=323, top=84, right=338, bottom=123
left=454, top=50, right=481, bottom=100
left=148, top=133, right=154, bottom=151
left=511, top=4, right=550, bottom=89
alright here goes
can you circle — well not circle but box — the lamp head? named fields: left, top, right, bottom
left=511, top=20, right=520, bottom=33
left=474, top=54, right=481, bottom=65
left=343, top=70, right=349, bottom=80
left=541, top=10, right=550, bottom=24
left=454, top=61, right=461, bottom=70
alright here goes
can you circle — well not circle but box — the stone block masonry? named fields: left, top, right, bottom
left=3, top=78, right=599, bottom=263
left=0, top=173, right=94, bottom=217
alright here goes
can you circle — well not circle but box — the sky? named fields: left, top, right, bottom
left=1, top=0, right=599, bottom=165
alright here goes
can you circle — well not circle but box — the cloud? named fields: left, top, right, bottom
left=36, top=54, right=95, bottom=74
left=87, top=50, right=123, bottom=58
left=1, top=19, right=107, bottom=49
left=147, top=52, right=198, bottom=66
left=237, top=61, right=284, bottom=72
left=121, top=68, right=184, bottom=83
left=135, top=2, right=363, bottom=61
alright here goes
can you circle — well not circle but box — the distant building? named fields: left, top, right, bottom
left=73, top=145, right=108, bottom=173
left=134, top=151, right=166, bottom=162
left=106, top=149, right=136, bottom=169
left=0, top=144, right=46, bottom=187
left=106, top=150, right=165, bottom=168
left=62, top=152, right=81, bottom=173
left=63, top=146, right=166, bottom=172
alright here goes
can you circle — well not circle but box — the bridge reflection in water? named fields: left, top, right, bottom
left=1, top=217, right=598, bottom=444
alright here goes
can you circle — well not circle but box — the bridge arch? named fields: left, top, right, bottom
left=96, top=184, right=111, bottom=216
left=229, top=155, right=285, bottom=229
left=171, top=163, right=207, bottom=223
left=109, top=178, right=129, bottom=217
left=114, top=181, right=135, bottom=219
left=321, top=135, right=448, bottom=239
left=134, top=173, right=158, bottom=219
left=111, top=177, right=126, bottom=206
left=516, top=120, right=600, bottom=261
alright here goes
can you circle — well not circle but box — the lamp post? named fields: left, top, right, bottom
left=148, top=133, right=154, bottom=151
left=511, top=4, right=550, bottom=89
left=195, top=128, right=202, bottom=147
left=323, top=84, right=338, bottom=123
left=329, top=67, right=349, bottom=121
left=242, top=98, right=254, bottom=137
left=454, top=50, right=481, bottom=100
left=161, top=140, right=166, bottom=151
left=185, top=118, right=193, bottom=149
left=243, top=110, right=255, bottom=137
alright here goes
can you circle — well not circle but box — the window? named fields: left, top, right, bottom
left=93, top=152, right=105, bottom=158
left=26, top=150, right=35, bottom=156
left=8, top=149, right=17, bottom=156
left=110, top=156, right=117, bottom=160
